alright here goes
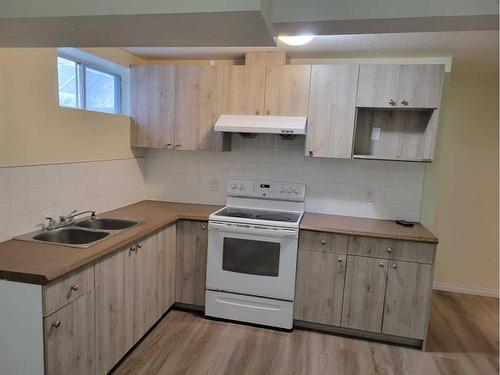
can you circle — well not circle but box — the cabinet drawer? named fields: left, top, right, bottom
left=348, top=236, right=435, bottom=264
left=299, top=230, right=348, bottom=253
left=43, top=264, right=94, bottom=317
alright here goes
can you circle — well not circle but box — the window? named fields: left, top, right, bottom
left=57, top=55, right=122, bottom=114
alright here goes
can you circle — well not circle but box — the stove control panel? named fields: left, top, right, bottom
left=227, top=179, right=305, bottom=201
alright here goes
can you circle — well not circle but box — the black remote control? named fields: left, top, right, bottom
left=396, top=220, right=414, bottom=227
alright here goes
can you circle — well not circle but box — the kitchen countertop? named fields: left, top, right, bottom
left=0, top=200, right=438, bottom=285
left=0, top=201, right=221, bottom=285
left=300, top=213, right=438, bottom=243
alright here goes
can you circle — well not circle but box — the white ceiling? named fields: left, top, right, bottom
left=124, top=31, right=499, bottom=74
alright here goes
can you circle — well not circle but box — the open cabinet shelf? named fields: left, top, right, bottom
left=353, top=108, right=439, bottom=162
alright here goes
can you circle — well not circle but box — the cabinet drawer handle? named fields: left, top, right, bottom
left=255, top=108, right=262, bottom=115
left=52, top=320, right=61, bottom=328
left=392, top=264, right=398, bottom=269
left=386, top=247, right=393, bottom=254
left=201, top=224, right=207, bottom=230
left=266, top=108, right=271, bottom=115
left=130, top=245, right=137, bottom=253
left=379, top=262, right=385, bottom=267
left=175, top=144, right=181, bottom=149
left=337, top=257, right=343, bottom=263
left=388, top=99, right=396, bottom=105
left=320, top=240, right=326, bottom=245
left=308, top=150, right=313, bottom=157
left=400, top=100, right=408, bottom=106
left=70, top=283, right=79, bottom=291
left=137, top=243, right=142, bottom=249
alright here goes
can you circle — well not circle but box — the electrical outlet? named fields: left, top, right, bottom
left=209, top=176, right=219, bottom=191
left=371, top=127, right=381, bottom=141
left=365, top=188, right=374, bottom=202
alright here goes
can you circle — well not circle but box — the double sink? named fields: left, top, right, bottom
left=15, top=218, right=139, bottom=248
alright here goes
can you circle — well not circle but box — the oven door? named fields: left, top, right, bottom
left=206, top=221, right=299, bottom=301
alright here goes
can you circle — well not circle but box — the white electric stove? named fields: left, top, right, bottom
left=205, top=179, right=305, bottom=329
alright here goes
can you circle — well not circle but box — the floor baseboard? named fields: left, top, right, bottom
left=433, top=282, right=499, bottom=298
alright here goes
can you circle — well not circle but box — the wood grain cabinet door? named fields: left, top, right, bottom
left=264, top=65, right=311, bottom=116
left=222, top=65, right=266, bottom=115
left=174, top=65, right=225, bottom=151
left=95, top=246, right=135, bottom=375
left=44, top=292, right=94, bottom=375
left=356, top=65, right=400, bottom=108
left=156, top=224, right=177, bottom=317
left=306, top=65, right=359, bottom=158
left=176, top=220, right=208, bottom=306
left=382, top=261, right=433, bottom=339
left=341, top=255, right=388, bottom=332
left=131, top=65, right=176, bottom=148
left=396, top=64, right=444, bottom=109
left=294, top=251, right=347, bottom=326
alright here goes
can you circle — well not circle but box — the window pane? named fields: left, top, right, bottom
left=57, top=57, right=81, bottom=108
left=85, top=67, right=120, bottom=114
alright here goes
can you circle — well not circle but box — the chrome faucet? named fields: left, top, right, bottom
left=45, top=210, right=96, bottom=230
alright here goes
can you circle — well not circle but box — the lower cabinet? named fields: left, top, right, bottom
left=175, top=220, right=208, bottom=306
left=44, top=292, right=95, bottom=375
left=294, top=231, right=436, bottom=345
left=341, top=256, right=388, bottom=332
left=95, top=224, right=176, bottom=375
left=294, top=250, right=346, bottom=326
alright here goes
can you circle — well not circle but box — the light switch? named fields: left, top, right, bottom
left=365, top=188, right=374, bottom=202
left=371, top=127, right=381, bottom=141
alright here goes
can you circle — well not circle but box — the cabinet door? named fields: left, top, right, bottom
left=176, top=220, right=208, bottom=306
left=306, top=65, right=359, bottom=158
left=396, top=65, right=444, bottom=108
left=133, top=234, right=160, bottom=342
left=157, top=224, right=177, bottom=316
left=341, top=256, right=388, bottom=332
left=222, top=65, right=266, bottom=115
left=44, top=292, right=94, bottom=375
left=174, top=65, right=225, bottom=151
left=264, top=65, right=311, bottom=116
left=294, top=251, right=346, bottom=326
left=131, top=65, right=176, bottom=148
left=95, top=247, right=135, bottom=375
left=382, top=261, right=433, bottom=339
left=356, top=65, right=400, bottom=108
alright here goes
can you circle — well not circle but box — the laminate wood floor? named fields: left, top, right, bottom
left=113, top=291, right=499, bottom=375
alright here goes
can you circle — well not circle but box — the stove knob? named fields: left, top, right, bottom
left=280, top=185, right=285, bottom=193
left=287, top=187, right=293, bottom=193
left=294, top=187, right=300, bottom=194
left=231, top=183, right=237, bottom=189
left=239, top=184, right=245, bottom=190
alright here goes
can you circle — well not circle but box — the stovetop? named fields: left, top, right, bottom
left=214, top=207, right=302, bottom=223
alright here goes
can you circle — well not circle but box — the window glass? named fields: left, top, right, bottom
left=57, top=57, right=81, bottom=108
left=85, top=67, right=120, bottom=114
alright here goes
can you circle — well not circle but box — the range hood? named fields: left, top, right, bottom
left=214, top=114, right=307, bottom=135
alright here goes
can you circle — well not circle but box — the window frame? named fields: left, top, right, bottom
left=57, top=53, right=122, bottom=115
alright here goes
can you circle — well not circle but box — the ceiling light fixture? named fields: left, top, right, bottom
left=278, top=35, right=315, bottom=46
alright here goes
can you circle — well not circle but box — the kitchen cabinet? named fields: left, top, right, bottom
left=341, top=255, right=388, bottom=332
left=222, top=64, right=310, bottom=117
left=357, top=64, right=444, bottom=109
left=306, top=65, right=359, bottom=158
left=382, top=261, right=433, bottom=339
left=95, top=225, right=176, bottom=374
left=44, top=292, right=94, bottom=375
left=131, top=65, right=176, bottom=148
left=294, top=250, right=346, bottom=326
left=176, top=220, right=208, bottom=306
left=131, top=65, right=230, bottom=151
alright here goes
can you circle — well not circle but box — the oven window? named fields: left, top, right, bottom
left=222, top=237, right=280, bottom=277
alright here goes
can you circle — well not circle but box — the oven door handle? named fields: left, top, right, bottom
left=209, top=222, right=298, bottom=238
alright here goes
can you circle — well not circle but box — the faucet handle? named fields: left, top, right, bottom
left=45, top=217, right=56, bottom=229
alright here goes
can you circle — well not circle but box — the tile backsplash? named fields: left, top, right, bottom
left=0, top=158, right=146, bottom=242
left=144, top=134, right=425, bottom=221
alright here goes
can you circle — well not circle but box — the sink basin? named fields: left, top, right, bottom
left=33, top=228, right=110, bottom=246
left=75, top=218, right=138, bottom=230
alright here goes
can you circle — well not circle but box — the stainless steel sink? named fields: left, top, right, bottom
left=75, top=218, right=138, bottom=230
left=31, top=228, right=110, bottom=246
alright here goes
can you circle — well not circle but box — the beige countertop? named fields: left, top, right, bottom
left=0, top=200, right=437, bottom=285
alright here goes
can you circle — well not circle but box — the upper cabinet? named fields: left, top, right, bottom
left=131, top=65, right=230, bottom=151
left=357, top=64, right=444, bottom=109
left=222, top=64, right=310, bottom=116
left=306, top=65, right=359, bottom=158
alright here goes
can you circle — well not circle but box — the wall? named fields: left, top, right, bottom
left=0, top=158, right=146, bottom=242
left=421, top=70, right=499, bottom=295
left=145, top=134, right=425, bottom=220
left=0, top=48, right=143, bottom=167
